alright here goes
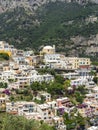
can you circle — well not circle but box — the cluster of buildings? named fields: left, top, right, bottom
left=0, top=41, right=98, bottom=129
left=0, top=41, right=54, bottom=89
left=78, top=85, right=98, bottom=118
left=1, top=90, right=72, bottom=129
left=0, top=41, right=92, bottom=90
left=41, top=45, right=91, bottom=70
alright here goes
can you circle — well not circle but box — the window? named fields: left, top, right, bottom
left=48, top=111, right=51, bottom=114
left=44, top=113, right=46, bottom=115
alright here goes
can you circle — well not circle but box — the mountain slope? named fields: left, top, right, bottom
left=0, top=1, right=98, bottom=58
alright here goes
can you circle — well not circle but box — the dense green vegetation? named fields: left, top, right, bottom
left=0, top=82, right=8, bottom=88
left=0, top=2, right=98, bottom=53
left=9, top=88, right=33, bottom=101
left=92, top=61, right=98, bottom=66
left=63, top=112, right=89, bottom=130
left=30, top=75, right=65, bottom=98
left=0, top=113, right=55, bottom=130
left=0, top=53, right=9, bottom=60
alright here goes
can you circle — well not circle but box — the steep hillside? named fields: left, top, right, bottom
left=0, top=0, right=78, bottom=13
left=0, top=1, right=98, bottom=59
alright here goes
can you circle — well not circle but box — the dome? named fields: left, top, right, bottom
left=43, top=46, right=53, bottom=50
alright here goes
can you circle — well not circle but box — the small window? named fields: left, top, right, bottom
left=48, top=111, right=51, bottom=114
left=44, top=113, right=46, bottom=115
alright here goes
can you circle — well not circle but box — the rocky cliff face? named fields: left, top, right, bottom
left=0, top=0, right=41, bottom=13
left=0, top=0, right=94, bottom=13
left=69, top=35, right=98, bottom=57
left=0, top=0, right=66, bottom=13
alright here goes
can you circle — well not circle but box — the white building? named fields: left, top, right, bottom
left=44, top=54, right=61, bottom=63
left=62, top=72, right=79, bottom=79
left=37, top=103, right=53, bottom=121
left=1, top=70, right=15, bottom=81
left=87, top=126, right=98, bottom=130
left=30, top=73, right=54, bottom=83
left=6, top=101, right=37, bottom=116
left=71, top=78, right=88, bottom=86
left=44, top=54, right=68, bottom=69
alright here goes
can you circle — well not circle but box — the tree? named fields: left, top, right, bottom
left=63, top=112, right=86, bottom=130
left=47, top=82, right=65, bottom=97
left=77, top=85, right=87, bottom=95
left=89, top=70, right=96, bottom=77
left=0, top=82, right=8, bottom=88
left=64, top=79, right=71, bottom=90
left=93, top=77, right=98, bottom=84
left=0, top=53, right=9, bottom=60
left=75, top=92, right=84, bottom=104
left=1, top=114, right=56, bottom=130
left=55, top=75, right=65, bottom=84
left=30, top=82, right=42, bottom=91
left=39, top=123, right=56, bottom=130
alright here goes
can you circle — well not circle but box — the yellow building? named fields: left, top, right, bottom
left=0, top=50, right=11, bottom=56
left=65, top=57, right=91, bottom=69
left=40, top=45, right=55, bottom=55
left=79, top=58, right=91, bottom=68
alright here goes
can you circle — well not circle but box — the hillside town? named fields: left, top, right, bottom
left=0, top=41, right=98, bottom=130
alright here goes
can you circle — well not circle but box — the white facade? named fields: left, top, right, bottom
left=1, top=70, right=15, bottom=81
left=44, top=54, right=68, bottom=69
left=44, top=54, right=61, bottom=63
left=6, top=101, right=37, bottom=116
left=71, top=78, right=88, bottom=86
left=87, top=126, right=98, bottom=130
left=30, top=73, right=54, bottom=83
left=37, top=104, right=53, bottom=121
left=62, top=72, right=79, bottom=79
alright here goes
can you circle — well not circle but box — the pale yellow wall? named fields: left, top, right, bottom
left=66, top=57, right=91, bottom=69
left=42, top=48, right=55, bottom=54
